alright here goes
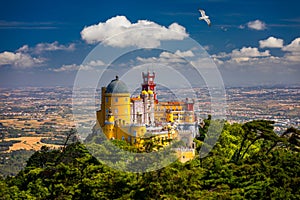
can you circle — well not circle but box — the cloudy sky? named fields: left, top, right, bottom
left=0, top=0, right=299, bottom=87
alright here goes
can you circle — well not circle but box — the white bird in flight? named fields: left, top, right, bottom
left=198, top=9, right=211, bottom=26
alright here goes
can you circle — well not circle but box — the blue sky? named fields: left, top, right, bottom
left=0, top=0, right=299, bottom=87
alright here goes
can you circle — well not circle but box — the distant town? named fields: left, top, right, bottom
left=195, top=86, right=300, bottom=132
left=0, top=85, right=299, bottom=152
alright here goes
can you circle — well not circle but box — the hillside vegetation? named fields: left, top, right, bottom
left=0, top=120, right=299, bottom=199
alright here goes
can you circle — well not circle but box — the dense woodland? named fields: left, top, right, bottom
left=0, top=119, right=299, bottom=199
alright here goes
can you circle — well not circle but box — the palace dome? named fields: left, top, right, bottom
left=105, top=76, right=129, bottom=94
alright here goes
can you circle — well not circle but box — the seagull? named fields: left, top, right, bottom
left=198, top=9, right=211, bottom=26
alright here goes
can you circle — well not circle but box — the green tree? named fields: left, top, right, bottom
left=1, top=122, right=299, bottom=199
left=233, top=120, right=278, bottom=163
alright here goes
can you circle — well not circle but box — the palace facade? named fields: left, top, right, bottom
left=94, top=71, right=197, bottom=162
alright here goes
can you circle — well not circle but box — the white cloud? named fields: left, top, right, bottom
left=247, top=20, right=266, bottom=30
left=215, top=47, right=270, bottom=58
left=282, top=37, right=300, bottom=52
left=173, top=50, right=195, bottom=57
left=87, top=60, right=106, bottom=67
left=35, top=41, right=75, bottom=52
left=136, top=50, right=194, bottom=66
left=159, top=52, right=186, bottom=63
left=159, top=50, right=194, bottom=59
left=136, top=56, right=155, bottom=63
left=281, top=37, right=300, bottom=62
left=80, top=15, right=188, bottom=48
left=0, top=51, right=44, bottom=68
left=53, top=60, right=106, bottom=72
left=211, top=37, right=300, bottom=77
left=283, top=52, right=300, bottom=62
left=213, top=47, right=271, bottom=64
left=53, top=64, right=80, bottom=72
left=231, top=47, right=270, bottom=57
left=0, top=41, right=74, bottom=68
left=259, top=36, right=284, bottom=48
left=17, top=45, right=29, bottom=52
left=17, top=41, right=75, bottom=54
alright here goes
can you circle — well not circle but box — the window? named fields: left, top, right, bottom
left=133, top=131, right=137, bottom=137
left=115, top=97, right=118, bottom=102
left=105, top=97, right=108, bottom=103
left=114, top=108, right=118, bottom=114
left=125, top=97, right=128, bottom=102
left=121, top=136, right=125, bottom=140
left=128, top=136, right=131, bottom=142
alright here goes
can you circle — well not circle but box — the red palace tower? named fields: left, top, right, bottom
left=141, top=71, right=157, bottom=102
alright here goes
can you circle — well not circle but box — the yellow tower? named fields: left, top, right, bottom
left=104, top=108, right=115, bottom=139
left=103, top=76, right=130, bottom=124
left=97, top=76, right=131, bottom=127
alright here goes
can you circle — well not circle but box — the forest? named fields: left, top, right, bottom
left=0, top=119, right=299, bottom=199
